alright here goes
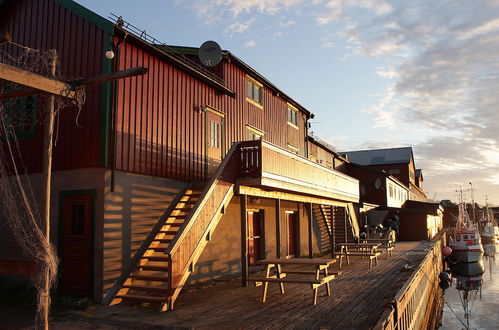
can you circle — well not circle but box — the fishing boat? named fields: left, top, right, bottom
left=479, top=206, right=499, bottom=244
left=449, top=203, right=484, bottom=263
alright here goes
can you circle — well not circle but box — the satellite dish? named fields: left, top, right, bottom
left=198, top=40, right=222, bottom=67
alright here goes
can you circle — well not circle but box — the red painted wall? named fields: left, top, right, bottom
left=0, top=0, right=108, bottom=173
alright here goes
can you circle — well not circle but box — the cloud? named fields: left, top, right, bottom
left=189, top=0, right=305, bottom=19
left=224, top=18, right=256, bottom=35
left=375, top=67, right=399, bottom=79
left=245, top=40, right=256, bottom=47
left=279, top=19, right=296, bottom=27
left=322, top=41, right=335, bottom=48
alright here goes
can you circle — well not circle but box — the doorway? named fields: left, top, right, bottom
left=205, top=107, right=225, bottom=178
left=60, top=193, right=94, bottom=296
left=286, top=211, right=298, bottom=258
left=248, top=210, right=264, bottom=265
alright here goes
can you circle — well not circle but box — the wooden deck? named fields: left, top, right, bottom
left=88, top=241, right=434, bottom=329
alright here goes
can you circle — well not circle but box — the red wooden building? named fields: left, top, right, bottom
left=0, top=0, right=360, bottom=310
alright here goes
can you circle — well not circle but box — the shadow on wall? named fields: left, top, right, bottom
left=102, top=171, right=188, bottom=297
left=188, top=258, right=241, bottom=284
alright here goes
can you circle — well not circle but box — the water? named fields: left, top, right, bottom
left=440, top=243, right=499, bottom=329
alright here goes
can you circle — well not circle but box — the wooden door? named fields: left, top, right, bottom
left=248, top=211, right=263, bottom=265
left=286, top=212, right=298, bottom=257
left=206, top=110, right=224, bottom=177
left=61, top=194, right=93, bottom=295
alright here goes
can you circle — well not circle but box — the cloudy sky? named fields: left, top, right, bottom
left=76, top=0, right=499, bottom=205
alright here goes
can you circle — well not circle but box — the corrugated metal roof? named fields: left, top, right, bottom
left=340, top=147, right=413, bottom=166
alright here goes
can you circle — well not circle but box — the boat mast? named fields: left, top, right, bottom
left=470, top=182, right=476, bottom=223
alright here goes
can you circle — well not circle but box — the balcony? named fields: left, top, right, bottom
left=237, top=140, right=359, bottom=203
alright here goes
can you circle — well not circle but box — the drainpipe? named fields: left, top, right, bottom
left=110, top=32, right=127, bottom=192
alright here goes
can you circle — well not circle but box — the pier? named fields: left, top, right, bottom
left=73, top=237, right=445, bottom=329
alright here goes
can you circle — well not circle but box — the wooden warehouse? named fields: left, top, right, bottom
left=0, top=0, right=361, bottom=311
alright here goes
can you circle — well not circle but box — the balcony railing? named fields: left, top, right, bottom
left=238, top=140, right=359, bottom=203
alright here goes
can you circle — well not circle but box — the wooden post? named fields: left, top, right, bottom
left=276, top=199, right=281, bottom=258
left=344, top=206, right=348, bottom=243
left=40, top=49, right=57, bottom=330
left=308, top=203, right=313, bottom=259
left=240, top=195, right=248, bottom=287
left=332, top=206, right=336, bottom=257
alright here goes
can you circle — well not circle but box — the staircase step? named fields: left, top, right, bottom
left=142, top=255, right=169, bottom=261
left=158, top=230, right=177, bottom=235
left=174, top=207, right=193, bottom=212
left=154, top=238, right=172, bottom=243
left=116, top=293, right=164, bottom=303
left=170, top=215, right=186, bottom=219
left=132, top=274, right=168, bottom=282
left=136, top=264, right=168, bottom=271
left=179, top=200, right=197, bottom=204
left=185, top=193, right=201, bottom=198
left=147, top=246, right=169, bottom=252
left=164, top=222, right=182, bottom=227
left=124, top=284, right=168, bottom=294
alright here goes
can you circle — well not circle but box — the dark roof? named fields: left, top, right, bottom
left=340, top=147, right=414, bottom=166
left=415, top=169, right=422, bottom=178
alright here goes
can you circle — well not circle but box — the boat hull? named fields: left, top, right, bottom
left=449, top=249, right=484, bottom=263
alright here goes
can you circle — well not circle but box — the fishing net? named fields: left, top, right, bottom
left=0, top=42, right=85, bottom=328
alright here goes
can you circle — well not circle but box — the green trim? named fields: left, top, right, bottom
left=100, top=32, right=114, bottom=167
left=51, top=0, right=113, bottom=34
left=57, top=189, right=96, bottom=297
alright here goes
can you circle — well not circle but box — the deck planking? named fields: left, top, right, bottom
left=88, top=241, right=434, bottom=329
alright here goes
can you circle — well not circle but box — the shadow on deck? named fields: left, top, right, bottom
left=78, top=241, right=435, bottom=329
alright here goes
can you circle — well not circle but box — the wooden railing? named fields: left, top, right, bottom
left=376, top=235, right=444, bottom=329
left=165, top=142, right=240, bottom=310
left=239, top=140, right=359, bottom=202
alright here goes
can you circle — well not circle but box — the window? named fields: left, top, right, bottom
left=388, top=169, right=400, bottom=175
left=2, top=90, right=38, bottom=140
left=210, top=121, right=220, bottom=148
left=287, top=104, right=298, bottom=127
left=246, top=76, right=263, bottom=107
left=246, top=125, right=264, bottom=141
left=287, top=144, right=299, bottom=155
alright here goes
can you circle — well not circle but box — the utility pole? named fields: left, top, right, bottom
left=40, top=49, right=57, bottom=330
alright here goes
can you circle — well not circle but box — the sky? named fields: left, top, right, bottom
left=75, top=0, right=499, bottom=205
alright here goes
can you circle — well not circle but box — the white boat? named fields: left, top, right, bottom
left=479, top=206, right=499, bottom=244
left=449, top=203, right=484, bottom=263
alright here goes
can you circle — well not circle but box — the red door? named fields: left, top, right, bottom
left=286, top=212, right=298, bottom=257
left=61, top=194, right=93, bottom=295
left=248, top=211, right=263, bottom=265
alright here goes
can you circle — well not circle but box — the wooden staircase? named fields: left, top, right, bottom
left=312, top=204, right=333, bottom=253
left=111, top=186, right=204, bottom=306
left=110, top=142, right=241, bottom=311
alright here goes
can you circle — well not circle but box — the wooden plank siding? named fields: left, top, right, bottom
left=0, top=0, right=110, bottom=173
left=114, top=39, right=309, bottom=181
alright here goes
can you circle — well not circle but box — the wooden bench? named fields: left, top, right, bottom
left=362, top=239, right=395, bottom=259
left=249, top=258, right=338, bottom=305
left=339, top=251, right=381, bottom=268
left=248, top=273, right=337, bottom=305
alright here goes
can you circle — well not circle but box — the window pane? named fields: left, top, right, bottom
left=70, top=204, right=85, bottom=235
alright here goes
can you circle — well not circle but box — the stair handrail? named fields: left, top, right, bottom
left=346, top=203, right=361, bottom=240
left=165, top=142, right=240, bottom=289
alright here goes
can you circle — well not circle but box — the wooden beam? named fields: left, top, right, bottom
left=0, top=62, right=77, bottom=100
left=276, top=199, right=281, bottom=258
left=70, top=67, right=147, bottom=86
left=308, top=203, right=313, bottom=259
left=241, top=194, right=248, bottom=287
left=0, top=67, right=148, bottom=100
left=238, top=185, right=348, bottom=207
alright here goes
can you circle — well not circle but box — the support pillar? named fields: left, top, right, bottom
left=276, top=199, right=281, bottom=258
left=241, top=195, right=248, bottom=287
left=308, top=203, right=313, bottom=259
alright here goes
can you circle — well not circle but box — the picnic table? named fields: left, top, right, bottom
left=361, top=238, right=395, bottom=258
left=247, top=258, right=339, bottom=305
left=337, top=243, right=382, bottom=268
